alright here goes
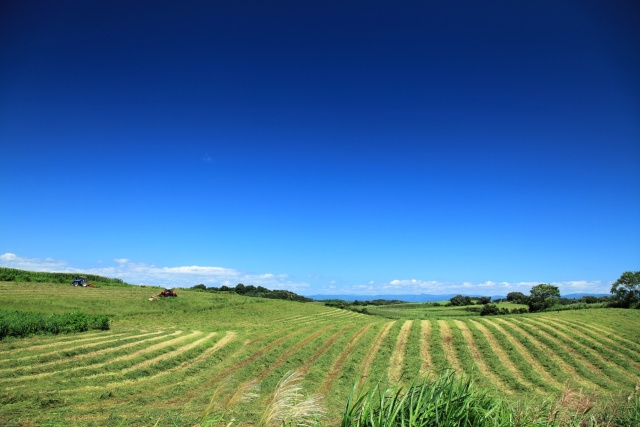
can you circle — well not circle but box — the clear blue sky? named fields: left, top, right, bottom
left=1, top=1, right=639, bottom=296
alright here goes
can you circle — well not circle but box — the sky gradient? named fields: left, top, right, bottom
left=1, top=1, right=639, bottom=296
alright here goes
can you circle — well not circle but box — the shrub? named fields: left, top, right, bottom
left=0, top=310, right=110, bottom=340
left=480, top=304, right=500, bottom=316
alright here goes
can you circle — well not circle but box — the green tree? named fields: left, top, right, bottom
left=480, top=304, right=499, bottom=316
left=450, top=294, right=472, bottom=306
left=477, top=296, right=491, bottom=305
left=610, top=271, right=640, bottom=308
left=506, top=292, right=526, bottom=303
left=527, top=284, right=560, bottom=312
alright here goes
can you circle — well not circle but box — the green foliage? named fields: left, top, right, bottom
left=528, top=284, right=561, bottom=312
left=341, top=371, right=538, bottom=427
left=204, top=283, right=313, bottom=302
left=507, top=292, right=527, bottom=304
left=480, top=304, right=500, bottom=316
left=449, top=294, right=472, bottom=306
left=480, top=304, right=528, bottom=316
left=0, top=267, right=129, bottom=286
left=0, top=310, right=109, bottom=339
left=610, top=271, right=640, bottom=308
left=477, top=296, right=491, bottom=305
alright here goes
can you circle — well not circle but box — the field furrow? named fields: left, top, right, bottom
left=318, top=323, right=373, bottom=394
left=387, top=320, right=412, bottom=384
left=0, top=331, right=129, bottom=357
left=2, top=330, right=188, bottom=383
left=552, top=318, right=640, bottom=366
left=0, top=330, right=167, bottom=372
left=169, top=325, right=318, bottom=407
left=470, top=320, right=532, bottom=393
left=492, top=318, right=575, bottom=388
left=453, top=320, right=510, bottom=394
left=511, top=318, right=612, bottom=391
left=419, top=320, right=432, bottom=376
left=524, top=318, right=637, bottom=389
left=482, top=319, right=559, bottom=394
left=359, top=321, right=395, bottom=386
left=438, top=320, right=463, bottom=374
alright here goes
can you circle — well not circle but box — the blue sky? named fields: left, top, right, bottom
left=1, top=1, right=639, bottom=296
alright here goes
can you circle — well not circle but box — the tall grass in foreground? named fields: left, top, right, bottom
left=196, top=370, right=639, bottom=426
left=0, top=310, right=109, bottom=339
left=199, top=371, right=324, bottom=427
left=340, top=371, right=640, bottom=427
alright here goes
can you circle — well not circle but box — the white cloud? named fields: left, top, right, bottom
left=0, top=253, right=309, bottom=291
left=321, top=277, right=611, bottom=297
left=0, top=253, right=612, bottom=296
left=0, top=252, right=68, bottom=271
left=1, top=253, right=18, bottom=261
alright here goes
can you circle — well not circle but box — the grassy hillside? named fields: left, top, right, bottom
left=0, top=281, right=639, bottom=426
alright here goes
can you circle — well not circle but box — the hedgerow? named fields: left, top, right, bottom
left=0, top=310, right=110, bottom=339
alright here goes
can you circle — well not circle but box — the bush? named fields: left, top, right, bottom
left=0, top=310, right=110, bottom=340
left=480, top=304, right=500, bottom=316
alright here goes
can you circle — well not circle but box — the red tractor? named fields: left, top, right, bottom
left=159, top=288, right=177, bottom=297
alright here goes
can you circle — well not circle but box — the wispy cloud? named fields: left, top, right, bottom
left=0, top=253, right=68, bottom=271
left=0, top=253, right=309, bottom=291
left=319, top=277, right=610, bottom=296
left=0, top=252, right=611, bottom=296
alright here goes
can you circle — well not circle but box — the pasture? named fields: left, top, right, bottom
left=0, top=281, right=639, bottom=426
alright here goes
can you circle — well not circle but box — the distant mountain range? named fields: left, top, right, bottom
left=305, top=293, right=609, bottom=303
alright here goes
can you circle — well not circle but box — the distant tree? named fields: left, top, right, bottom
left=580, top=295, right=598, bottom=304
left=506, top=292, right=526, bottom=303
left=610, top=271, right=640, bottom=308
left=477, top=296, right=491, bottom=305
left=192, top=284, right=206, bottom=290
left=450, top=295, right=472, bottom=306
left=235, top=283, right=246, bottom=294
left=528, top=284, right=561, bottom=312
left=480, top=304, right=500, bottom=316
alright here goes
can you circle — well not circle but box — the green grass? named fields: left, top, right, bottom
left=1, top=281, right=639, bottom=426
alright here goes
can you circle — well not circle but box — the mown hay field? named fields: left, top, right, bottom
left=1, top=281, right=639, bottom=426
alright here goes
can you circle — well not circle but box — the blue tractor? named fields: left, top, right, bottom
left=71, top=276, right=87, bottom=286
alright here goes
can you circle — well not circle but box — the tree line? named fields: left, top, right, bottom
left=190, top=283, right=313, bottom=302
left=451, top=270, right=640, bottom=316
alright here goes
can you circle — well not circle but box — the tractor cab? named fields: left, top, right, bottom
left=71, top=276, right=87, bottom=286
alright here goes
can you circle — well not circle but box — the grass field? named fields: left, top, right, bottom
left=1, top=281, right=639, bottom=426
left=364, top=301, right=529, bottom=319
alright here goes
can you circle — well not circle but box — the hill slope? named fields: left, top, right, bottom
left=1, top=281, right=638, bottom=426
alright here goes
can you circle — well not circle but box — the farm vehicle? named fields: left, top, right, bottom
left=71, top=276, right=96, bottom=287
left=159, top=288, right=177, bottom=297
